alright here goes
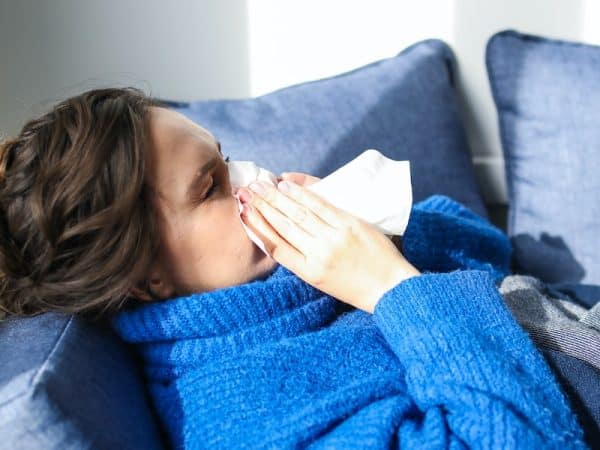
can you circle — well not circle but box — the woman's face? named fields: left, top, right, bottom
left=136, top=106, right=278, bottom=300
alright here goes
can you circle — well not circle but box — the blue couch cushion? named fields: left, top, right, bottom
left=0, top=313, right=165, bottom=449
left=171, top=39, right=487, bottom=218
left=486, top=30, right=600, bottom=285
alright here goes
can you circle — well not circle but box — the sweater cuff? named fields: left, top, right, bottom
left=373, top=270, right=503, bottom=327
left=372, top=270, right=534, bottom=386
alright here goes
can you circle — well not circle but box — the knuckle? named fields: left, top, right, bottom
left=311, top=202, right=326, bottom=218
left=263, top=187, right=277, bottom=203
left=291, top=207, right=308, bottom=224
left=281, top=216, right=294, bottom=233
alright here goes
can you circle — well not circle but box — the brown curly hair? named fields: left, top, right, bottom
left=0, top=87, right=166, bottom=320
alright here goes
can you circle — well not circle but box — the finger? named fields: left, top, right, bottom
left=245, top=186, right=318, bottom=254
left=247, top=182, right=330, bottom=238
left=280, top=172, right=320, bottom=187
left=240, top=203, right=305, bottom=270
left=277, top=180, right=346, bottom=228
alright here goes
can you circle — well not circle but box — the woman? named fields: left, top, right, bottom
left=0, top=88, right=586, bottom=448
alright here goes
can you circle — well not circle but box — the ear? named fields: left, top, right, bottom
left=129, top=265, right=176, bottom=301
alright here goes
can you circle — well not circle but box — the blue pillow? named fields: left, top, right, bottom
left=487, top=30, right=600, bottom=285
left=172, top=39, right=487, bottom=218
left=0, top=314, right=165, bottom=449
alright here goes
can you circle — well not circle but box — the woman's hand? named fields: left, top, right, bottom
left=277, top=172, right=321, bottom=187
left=237, top=175, right=420, bottom=314
left=281, top=172, right=398, bottom=244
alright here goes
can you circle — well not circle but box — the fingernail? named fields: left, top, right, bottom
left=238, top=188, right=252, bottom=203
left=278, top=181, right=291, bottom=193
left=241, top=203, right=252, bottom=217
left=249, top=181, right=266, bottom=195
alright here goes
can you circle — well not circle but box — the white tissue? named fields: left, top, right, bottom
left=227, top=160, right=279, bottom=188
left=229, top=149, right=412, bottom=256
left=228, top=161, right=279, bottom=255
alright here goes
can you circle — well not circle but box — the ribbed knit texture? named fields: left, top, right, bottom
left=112, top=195, right=586, bottom=449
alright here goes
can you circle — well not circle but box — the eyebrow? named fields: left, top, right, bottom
left=186, top=155, right=220, bottom=201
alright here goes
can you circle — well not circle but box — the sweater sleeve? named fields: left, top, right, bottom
left=402, top=195, right=512, bottom=282
left=372, top=269, right=586, bottom=449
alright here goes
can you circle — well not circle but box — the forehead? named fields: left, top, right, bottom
left=147, top=106, right=216, bottom=150
left=145, top=107, right=217, bottom=204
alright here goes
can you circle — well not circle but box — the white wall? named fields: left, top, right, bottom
left=2, top=0, right=598, bottom=203
left=0, top=0, right=250, bottom=138
left=246, top=0, right=600, bottom=203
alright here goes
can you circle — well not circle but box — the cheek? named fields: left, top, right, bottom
left=192, top=201, right=247, bottom=255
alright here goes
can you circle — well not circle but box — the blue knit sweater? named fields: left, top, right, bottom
left=112, top=195, right=586, bottom=449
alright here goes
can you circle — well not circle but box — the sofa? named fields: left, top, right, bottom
left=1, top=30, right=598, bottom=449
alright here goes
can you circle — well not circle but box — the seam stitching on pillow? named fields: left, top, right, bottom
left=0, top=317, right=73, bottom=408
left=30, top=316, right=74, bottom=389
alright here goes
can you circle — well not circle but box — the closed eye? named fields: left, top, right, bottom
left=206, top=155, right=230, bottom=198
left=204, top=180, right=217, bottom=198
left=194, top=155, right=230, bottom=204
